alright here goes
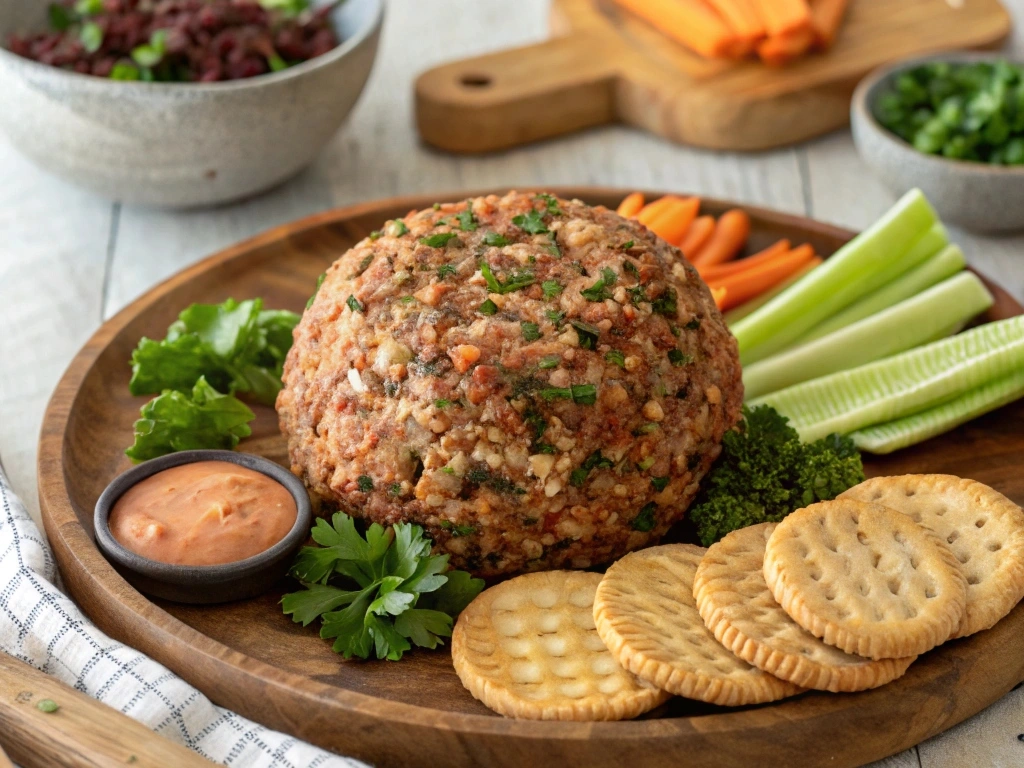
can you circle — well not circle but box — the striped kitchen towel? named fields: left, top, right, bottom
left=0, top=463, right=368, bottom=768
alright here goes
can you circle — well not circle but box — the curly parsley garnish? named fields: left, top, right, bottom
left=282, top=513, right=484, bottom=661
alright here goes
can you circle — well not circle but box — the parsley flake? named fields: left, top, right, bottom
left=605, top=350, right=626, bottom=369
left=484, top=232, right=511, bottom=247
left=420, top=232, right=460, bottom=248
left=581, top=267, right=618, bottom=302
left=637, top=457, right=656, bottom=470
left=545, top=309, right=566, bottom=326
left=542, top=280, right=563, bottom=300
left=346, top=295, right=364, bottom=313
left=435, top=399, right=451, bottom=409
left=632, top=502, right=658, bottom=532
left=439, top=521, right=477, bottom=537
left=521, top=321, right=541, bottom=341
left=536, top=193, right=563, bottom=215
left=569, top=450, right=615, bottom=487
left=686, top=318, right=702, bottom=330
left=356, top=475, right=374, bottom=492
left=570, top=320, right=600, bottom=350
left=621, top=240, right=635, bottom=250
left=668, top=350, right=693, bottom=367
left=651, top=476, right=670, bottom=492
left=513, top=209, right=548, bottom=234
left=437, top=264, right=457, bottom=279
left=651, top=286, right=678, bottom=317
left=478, top=299, right=498, bottom=316
left=387, top=220, right=409, bottom=237
left=306, top=273, right=326, bottom=309
left=457, top=209, right=478, bottom=232
left=538, top=354, right=560, bottom=369
left=480, top=262, right=535, bottom=294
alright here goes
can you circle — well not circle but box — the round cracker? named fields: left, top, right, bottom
left=764, top=500, right=967, bottom=660
left=841, top=474, right=1024, bottom=638
left=593, top=543, right=803, bottom=706
left=694, top=523, right=916, bottom=692
left=451, top=570, right=669, bottom=720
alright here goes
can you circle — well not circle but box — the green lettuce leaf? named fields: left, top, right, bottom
left=125, top=377, right=254, bottom=463
left=129, top=298, right=299, bottom=406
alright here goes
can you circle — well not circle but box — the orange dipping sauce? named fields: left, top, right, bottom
left=108, top=461, right=298, bottom=566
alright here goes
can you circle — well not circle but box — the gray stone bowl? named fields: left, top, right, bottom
left=0, top=0, right=382, bottom=208
left=852, top=51, right=1024, bottom=233
left=94, top=450, right=312, bottom=604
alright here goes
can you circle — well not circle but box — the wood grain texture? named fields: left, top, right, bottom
left=0, top=652, right=215, bottom=768
left=415, top=0, right=1011, bottom=153
left=37, top=189, right=1024, bottom=768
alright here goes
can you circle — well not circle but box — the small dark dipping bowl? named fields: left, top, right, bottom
left=94, top=450, right=311, bottom=604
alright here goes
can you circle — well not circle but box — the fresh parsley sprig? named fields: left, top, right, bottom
left=282, top=513, right=484, bottom=661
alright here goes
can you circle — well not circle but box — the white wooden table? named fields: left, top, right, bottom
left=2, top=2, right=1024, bottom=766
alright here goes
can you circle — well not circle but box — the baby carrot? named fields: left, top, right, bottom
left=749, top=0, right=811, bottom=36
left=636, top=195, right=683, bottom=227
left=708, top=245, right=816, bottom=310
left=617, top=192, right=645, bottom=218
left=647, top=197, right=700, bottom=245
left=679, top=215, right=716, bottom=259
left=698, top=238, right=790, bottom=280
left=691, top=209, right=752, bottom=267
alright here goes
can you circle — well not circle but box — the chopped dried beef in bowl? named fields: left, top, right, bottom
left=6, top=0, right=340, bottom=82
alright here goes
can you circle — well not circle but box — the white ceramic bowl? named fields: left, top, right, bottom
left=0, top=0, right=383, bottom=208
left=852, top=51, right=1024, bottom=234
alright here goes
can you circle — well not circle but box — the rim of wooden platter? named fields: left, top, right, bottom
left=38, top=188, right=1024, bottom=768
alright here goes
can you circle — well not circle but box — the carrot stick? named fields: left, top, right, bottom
left=698, top=238, right=790, bottom=280
left=613, top=0, right=738, bottom=59
left=708, top=245, right=816, bottom=310
left=691, top=209, right=752, bottom=267
left=757, top=27, right=814, bottom=66
left=749, top=0, right=811, bottom=36
left=679, top=215, right=716, bottom=259
left=647, top=197, right=700, bottom=245
left=809, top=0, right=848, bottom=49
left=617, top=192, right=645, bottom=218
left=706, top=0, right=765, bottom=41
left=636, top=195, right=682, bottom=227
left=711, top=286, right=728, bottom=309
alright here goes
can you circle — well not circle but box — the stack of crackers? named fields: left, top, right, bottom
left=452, top=475, right=1024, bottom=720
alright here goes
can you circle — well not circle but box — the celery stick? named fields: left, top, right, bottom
left=749, top=316, right=1024, bottom=443
left=724, top=260, right=819, bottom=326
left=742, top=272, right=993, bottom=400
left=732, top=190, right=938, bottom=364
left=801, top=242, right=963, bottom=342
left=853, top=368, right=1024, bottom=454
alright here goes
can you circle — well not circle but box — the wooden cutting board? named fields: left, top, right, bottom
left=37, top=189, right=1024, bottom=768
left=415, top=0, right=1012, bottom=153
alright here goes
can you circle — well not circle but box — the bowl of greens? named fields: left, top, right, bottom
left=0, top=0, right=382, bottom=208
left=852, top=52, right=1024, bottom=233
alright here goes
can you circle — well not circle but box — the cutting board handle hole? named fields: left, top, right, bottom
left=460, top=73, right=493, bottom=88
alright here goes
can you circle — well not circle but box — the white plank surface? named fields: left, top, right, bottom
left=3, top=1, right=1024, bottom=766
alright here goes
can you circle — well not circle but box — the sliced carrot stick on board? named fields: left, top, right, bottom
left=749, top=0, right=811, bottom=36
left=691, top=209, right=752, bottom=267
left=613, top=0, right=738, bottom=59
left=647, top=197, right=700, bottom=245
left=758, top=27, right=814, bottom=66
left=809, top=0, right=849, bottom=49
left=617, top=192, right=645, bottom=218
left=708, top=245, right=816, bottom=310
left=636, top=195, right=681, bottom=226
left=706, top=0, right=765, bottom=42
left=679, top=215, right=716, bottom=259
left=698, top=238, right=790, bottom=280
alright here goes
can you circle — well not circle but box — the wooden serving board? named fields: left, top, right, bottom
left=38, top=189, right=1024, bottom=768
left=414, top=0, right=1012, bottom=153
